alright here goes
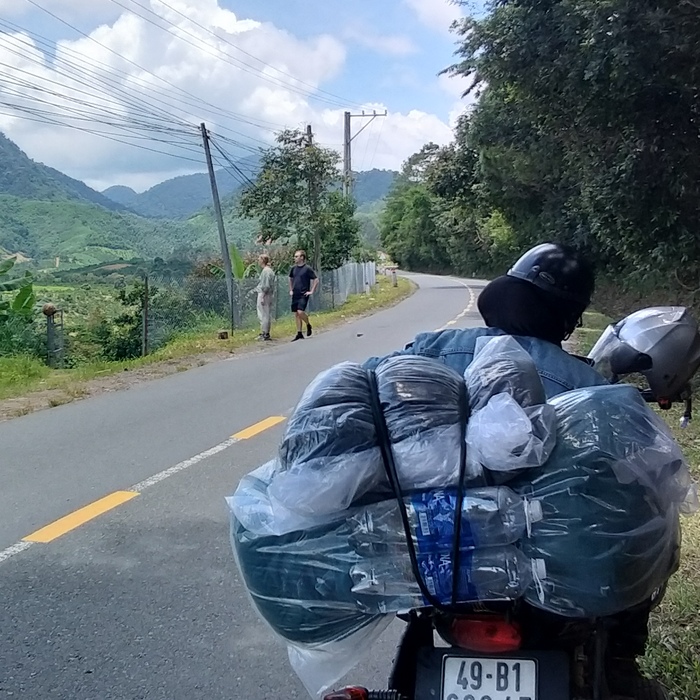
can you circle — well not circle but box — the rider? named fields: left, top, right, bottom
left=365, top=242, right=666, bottom=700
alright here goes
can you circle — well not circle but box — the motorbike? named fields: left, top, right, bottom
left=323, top=307, right=700, bottom=700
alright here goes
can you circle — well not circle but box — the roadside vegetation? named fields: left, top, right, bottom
left=0, top=275, right=412, bottom=408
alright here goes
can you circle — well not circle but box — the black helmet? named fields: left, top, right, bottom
left=507, top=243, right=595, bottom=307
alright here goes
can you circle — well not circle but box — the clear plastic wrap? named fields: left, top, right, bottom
left=466, top=393, right=557, bottom=474
left=279, top=361, right=377, bottom=464
left=229, top=461, right=349, bottom=537
left=376, top=356, right=474, bottom=487
left=268, top=450, right=387, bottom=518
left=272, top=357, right=473, bottom=516
left=510, top=384, right=695, bottom=617
left=348, top=487, right=541, bottom=556
left=227, top=342, right=698, bottom=697
left=350, top=546, right=542, bottom=613
left=276, top=362, right=385, bottom=514
left=466, top=335, right=546, bottom=411
left=376, top=355, right=465, bottom=438
left=288, top=616, right=393, bottom=699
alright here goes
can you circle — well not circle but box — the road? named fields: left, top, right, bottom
left=0, top=272, right=488, bottom=700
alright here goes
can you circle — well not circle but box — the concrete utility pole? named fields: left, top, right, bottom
left=200, top=122, right=235, bottom=332
left=343, top=110, right=387, bottom=198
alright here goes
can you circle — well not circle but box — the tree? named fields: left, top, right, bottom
left=239, top=129, right=358, bottom=271
left=446, top=0, right=700, bottom=282
left=317, top=193, right=360, bottom=270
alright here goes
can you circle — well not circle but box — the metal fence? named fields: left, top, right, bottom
left=143, top=261, right=378, bottom=353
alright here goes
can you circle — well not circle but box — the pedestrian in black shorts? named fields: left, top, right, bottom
left=289, top=250, right=319, bottom=341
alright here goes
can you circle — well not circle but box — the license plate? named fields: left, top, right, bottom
left=441, top=656, right=537, bottom=700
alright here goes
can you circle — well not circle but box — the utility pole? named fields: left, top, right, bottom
left=304, top=124, right=322, bottom=273
left=200, top=122, right=235, bottom=332
left=343, top=110, right=388, bottom=198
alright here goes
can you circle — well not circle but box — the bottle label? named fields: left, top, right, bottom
left=410, top=490, right=477, bottom=554
left=418, top=551, right=478, bottom=605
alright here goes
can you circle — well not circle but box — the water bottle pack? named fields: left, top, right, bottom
left=226, top=335, right=697, bottom=699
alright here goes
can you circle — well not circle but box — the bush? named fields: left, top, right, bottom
left=0, top=315, right=43, bottom=358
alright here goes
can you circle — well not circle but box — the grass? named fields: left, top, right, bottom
left=0, top=275, right=414, bottom=403
left=575, top=311, right=700, bottom=700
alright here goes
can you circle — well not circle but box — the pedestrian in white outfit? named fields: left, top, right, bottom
left=256, top=254, right=276, bottom=340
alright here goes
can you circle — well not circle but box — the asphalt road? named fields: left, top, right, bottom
left=0, top=272, right=488, bottom=700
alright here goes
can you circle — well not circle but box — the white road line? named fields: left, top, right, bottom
left=0, top=540, right=33, bottom=563
left=129, top=437, right=240, bottom=492
left=0, top=413, right=292, bottom=566
left=434, top=278, right=478, bottom=332
left=0, top=437, right=242, bottom=566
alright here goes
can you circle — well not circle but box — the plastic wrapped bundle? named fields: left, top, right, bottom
left=467, top=394, right=557, bottom=476
left=272, top=362, right=386, bottom=516
left=465, top=335, right=546, bottom=411
left=228, top=464, right=378, bottom=645
left=510, top=384, right=695, bottom=617
left=375, top=355, right=474, bottom=488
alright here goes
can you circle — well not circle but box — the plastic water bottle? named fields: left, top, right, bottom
left=350, top=545, right=545, bottom=614
left=348, top=487, right=542, bottom=556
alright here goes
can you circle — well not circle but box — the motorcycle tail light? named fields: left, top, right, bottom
left=450, top=615, right=522, bottom=653
left=323, top=689, right=401, bottom=700
left=323, top=688, right=369, bottom=700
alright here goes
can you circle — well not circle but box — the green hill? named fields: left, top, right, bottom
left=0, top=131, right=391, bottom=266
left=102, top=155, right=261, bottom=219
left=351, top=169, right=397, bottom=206
left=101, top=164, right=397, bottom=220
left=0, top=193, right=266, bottom=267
left=0, top=132, right=130, bottom=212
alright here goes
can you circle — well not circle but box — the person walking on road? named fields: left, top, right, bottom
left=289, top=250, right=318, bottom=341
left=256, top=254, right=276, bottom=341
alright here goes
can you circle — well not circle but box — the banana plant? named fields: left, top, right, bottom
left=0, top=257, right=36, bottom=320
left=208, top=244, right=258, bottom=280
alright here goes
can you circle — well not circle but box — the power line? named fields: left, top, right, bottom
left=2, top=17, right=288, bottom=132
left=368, top=117, right=386, bottom=171
left=21, top=0, right=293, bottom=139
left=103, top=0, right=352, bottom=110
left=0, top=19, right=286, bottom=165
left=208, top=134, right=256, bottom=187
left=134, top=0, right=363, bottom=109
left=0, top=104, right=206, bottom=164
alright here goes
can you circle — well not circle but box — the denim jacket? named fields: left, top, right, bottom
left=364, top=327, right=608, bottom=399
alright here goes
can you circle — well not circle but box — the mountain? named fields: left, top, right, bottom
left=352, top=169, right=397, bottom=206
left=0, top=133, right=130, bottom=213
left=101, top=185, right=139, bottom=208
left=101, top=163, right=396, bottom=220
left=101, top=154, right=261, bottom=219
left=0, top=133, right=258, bottom=265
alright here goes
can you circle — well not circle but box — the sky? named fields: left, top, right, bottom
left=0, top=0, right=482, bottom=192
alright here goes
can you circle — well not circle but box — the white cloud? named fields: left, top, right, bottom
left=315, top=103, right=454, bottom=171
left=0, top=0, right=455, bottom=190
left=404, top=0, right=464, bottom=34
left=344, top=28, right=418, bottom=57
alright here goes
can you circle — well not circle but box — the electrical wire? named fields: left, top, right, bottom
left=131, top=0, right=363, bottom=109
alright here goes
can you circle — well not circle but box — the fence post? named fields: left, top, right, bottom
left=46, top=310, right=55, bottom=368
left=142, top=273, right=149, bottom=357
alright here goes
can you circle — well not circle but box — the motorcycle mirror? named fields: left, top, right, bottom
left=609, top=344, right=653, bottom=376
